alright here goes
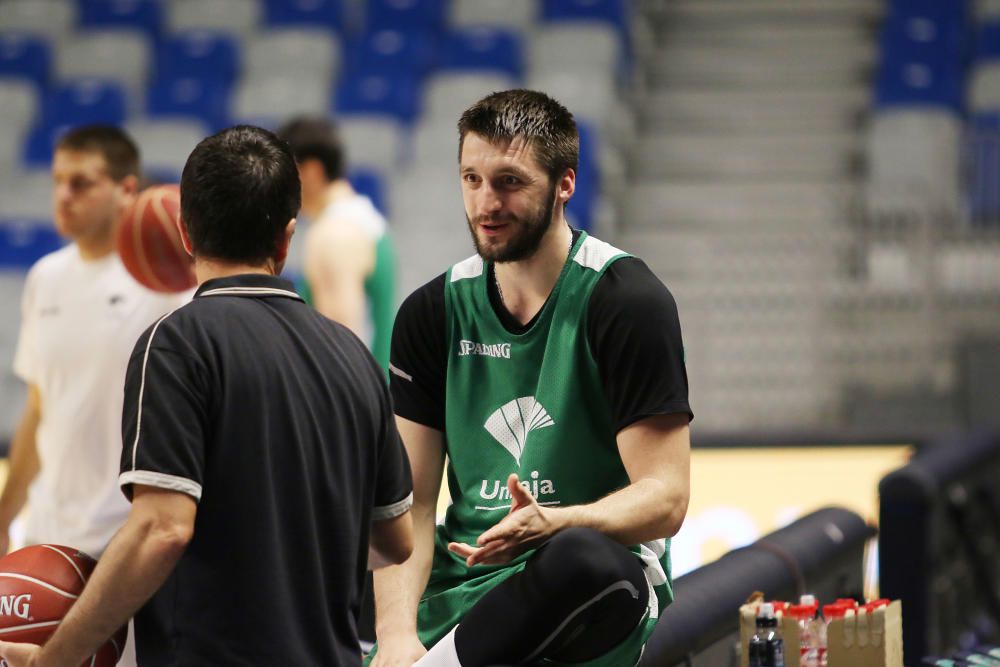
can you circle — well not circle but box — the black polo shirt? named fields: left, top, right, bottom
left=119, top=274, right=412, bottom=667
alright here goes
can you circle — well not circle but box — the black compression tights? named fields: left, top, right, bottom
left=453, top=528, right=650, bottom=666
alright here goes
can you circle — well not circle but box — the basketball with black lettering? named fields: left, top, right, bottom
left=0, top=544, right=127, bottom=665
left=118, top=184, right=196, bottom=293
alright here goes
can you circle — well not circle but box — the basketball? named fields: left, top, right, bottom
left=117, top=184, right=196, bottom=293
left=0, top=544, right=127, bottom=665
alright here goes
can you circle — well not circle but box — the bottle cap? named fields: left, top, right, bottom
left=787, top=604, right=814, bottom=620
left=759, top=602, right=775, bottom=619
left=835, top=598, right=858, bottom=608
left=823, top=604, right=848, bottom=619
left=800, top=594, right=817, bottom=607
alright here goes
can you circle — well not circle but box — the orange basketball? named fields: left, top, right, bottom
left=0, top=544, right=127, bottom=665
left=118, top=184, right=196, bottom=293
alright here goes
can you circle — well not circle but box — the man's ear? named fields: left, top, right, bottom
left=557, top=168, right=575, bottom=205
left=177, top=218, right=194, bottom=258
left=274, top=218, right=296, bottom=264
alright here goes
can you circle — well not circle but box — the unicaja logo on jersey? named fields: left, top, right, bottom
left=484, top=396, right=554, bottom=466
left=0, top=594, right=30, bottom=619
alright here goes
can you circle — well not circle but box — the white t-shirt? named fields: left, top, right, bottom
left=13, top=245, right=188, bottom=557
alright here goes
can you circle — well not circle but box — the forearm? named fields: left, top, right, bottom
left=34, top=510, right=189, bottom=666
left=0, top=412, right=40, bottom=528
left=372, top=504, right=436, bottom=637
left=553, top=476, right=686, bottom=546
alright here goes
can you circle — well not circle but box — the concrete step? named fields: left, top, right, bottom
left=638, top=88, right=869, bottom=133
left=632, top=132, right=861, bottom=180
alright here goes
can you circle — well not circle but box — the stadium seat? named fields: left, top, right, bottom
left=146, top=76, right=230, bottom=130
left=263, top=0, right=344, bottom=32
left=78, top=0, right=162, bottom=39
left=449, top=0, right=537, bottom=32
left=0, top=170, right=55, bottom=219
left=125, top=118, right=210, bottom=182
left=866, top=109, right=962, bottom=216
left=0, top=33, right=50, bottom=90
left=540, top=0, right=627, bottom=32
left=874, top=55, right=965, bottom=110
left=980, top=0, right=1000, bottom=21
left=230, top=75, right=331, bottom=127
left=438, top=28, right=523, bottom=80
left=166, top=0, right=260, bottom=37
left=0, top=219, right=63, bottom=268
left=0, top=0, right=76, bottom=40
left=337, top=116, right=404, bottom=174
left=345, top=29, right=437, bottom=77
left=410, top=120, right=459, bottom=169
left=155, top=31, right=240, bottom=85
left=0, top=80, right=37, bottom=173
left=967, top=113, right=1000, bottom=223
left=336, top=72, right=420, bottom=123
left=242, top=29, right=341, bottom=82
left=567, top=120, right=600, bottom=231
left=365, top=0, right=446, bottom=33
left=528, top=24, right=621, bottom=80
left=54, top=31, right=150, bottom=100
left=422, top=72, right=519, bottom=121
left=43, top=79, right=128, bottom=128
left=348, top=167, right=387, bottom=215
left=969, top=61, right=1000, bottom=110
left=976, top=21, right=1000, bottom=60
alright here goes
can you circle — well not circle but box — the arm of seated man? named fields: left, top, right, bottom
left=448, top=413, right=690, bottom=567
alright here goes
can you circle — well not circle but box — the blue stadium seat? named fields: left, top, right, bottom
left=875, top=50, right=964, bottom=110
left=77, top=0, right=162, bottom=38
left=439, top=28, right=523, bottom=80
left=44, top=78, right=128, bottom=127
left=540, top=0, right=627, bottom=31
left=567, top=120, right=599, bottom=232
left=0, top=33, right=50, bottom=89
left=345, top=29, right=436, bottom=77
left=348, top=167, right=387, bottom=215
left=976, top=22, right=1000, bottom=61
left=147, top=77, right=230, bottom=130
left=968, top=113, right=1000, bottom=224
left=335, top=72, right=420, bottom=123
left=366, top=0, right=446, bottom=33
left=887, top=0, right=970, bottom=28
left=263, top=0, right=344, bottom=32
left=155, top=31, right=239, bottom=85
left=0, top=220, right=63, bottom=268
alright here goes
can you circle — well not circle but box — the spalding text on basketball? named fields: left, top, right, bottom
left=0, top=594, right=30, bottom=619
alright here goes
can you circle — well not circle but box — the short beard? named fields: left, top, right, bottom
left=466, top=183, right=557, bottom=263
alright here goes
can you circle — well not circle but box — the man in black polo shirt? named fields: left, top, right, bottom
left=0, top=125, right=414, bottom=667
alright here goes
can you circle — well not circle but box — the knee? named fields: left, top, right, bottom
left=536, top=528, right=639, bottom=589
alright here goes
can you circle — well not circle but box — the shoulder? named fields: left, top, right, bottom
left=572, top=234, right=629, bottom=274
left=398, top=272, right=446, bottom=319
left=590, top=256, right=678, bottom=319
left=25, top=245, right=76, bottom=283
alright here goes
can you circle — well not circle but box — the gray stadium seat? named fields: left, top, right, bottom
left=422, top=73, right=519, bottom=124
left=230, top=74, right=331, bottom=125
left=55, top=31, right=151, bottom=106
left=166, top=0, right=261, bottom=36
left=449, top=0, right=538, bottom=32
left=242, top=29, right=341, bottom=82
left=125, top=118, right=211, bottom=180
left=528, top=24, right=621, bottom=80
left=0, top=81, right=38, bottom=175
left=0, top=170, right=53, bottom=220
left=338, top=116, right=405, bottom=175
left=969, top=62, right=1000, bottom=112
left=0, top=0, right=76, bottom=40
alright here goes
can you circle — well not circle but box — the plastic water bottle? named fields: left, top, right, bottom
left=788, top=604, right=819, bottom=667
left=750, top=603, right=785, bottom=667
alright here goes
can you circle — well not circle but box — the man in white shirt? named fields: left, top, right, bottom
left=0, top=125, right=185, bottom=563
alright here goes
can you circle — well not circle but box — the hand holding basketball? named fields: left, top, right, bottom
left=0, top=545, right=126, bottom=666
left=0, top=638, right=41, bottom=666
left=117, top=184, right=196, bottom=293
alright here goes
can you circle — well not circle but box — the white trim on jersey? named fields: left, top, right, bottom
left=372, top=492, right=414, bottom=520
left=119, top=470, right=203, bottom=501
left=198, top=287, right=303, bottom=300
left=128, top=311, right=175, bottom=472
left=573, top=235, right=627, bottom=273
left=449, top=254, right=484, bottom=282
left=388, top=363, right=413, bottom=382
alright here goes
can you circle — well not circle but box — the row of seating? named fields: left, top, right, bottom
left=868, top=0, right=1000, bottom=222
left=0, top=0, right=628, bottom=39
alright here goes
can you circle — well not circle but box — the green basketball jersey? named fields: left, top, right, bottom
left=415, top=231, right=672, bottom=664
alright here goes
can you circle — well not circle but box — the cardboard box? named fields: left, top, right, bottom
left=826, top=600, right=903, bottom=667
left=739, top=604, right=801, bottom=667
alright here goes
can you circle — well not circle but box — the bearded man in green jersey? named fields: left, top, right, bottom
left=369, top=90, right=693, bottom=667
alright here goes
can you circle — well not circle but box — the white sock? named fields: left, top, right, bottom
left=413, top=626, right=463, bottom=667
